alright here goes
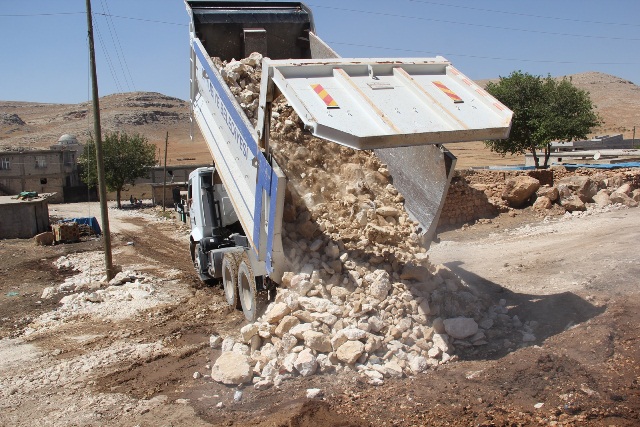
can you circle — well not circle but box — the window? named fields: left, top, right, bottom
left=35, top=156, right=47, bottom=168
left=0, top=158, right=9, bottom=170
left=63, top=151, right=74, bottom=166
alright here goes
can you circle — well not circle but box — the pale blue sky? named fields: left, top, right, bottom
left=1, top=0, right=638, bottom=104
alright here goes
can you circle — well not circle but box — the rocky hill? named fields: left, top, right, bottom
left=0, top=92, right=210, bottom=165
left=1, top=72, right=638, bottom=167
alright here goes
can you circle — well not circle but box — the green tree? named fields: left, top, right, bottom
left=485, top=71, right=600, bottom=168
left=79, top=131, right=157, bottom=208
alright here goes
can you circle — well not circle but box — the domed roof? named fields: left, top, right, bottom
left=57, top=134, right=79, bottom=145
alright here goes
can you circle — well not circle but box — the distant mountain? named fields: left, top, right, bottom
left=1, top=72, right=638, bottom=168
left=0, top=92, right=210, bottom=165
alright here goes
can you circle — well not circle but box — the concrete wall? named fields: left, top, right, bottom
left=0, top=197, right=50, bottom=239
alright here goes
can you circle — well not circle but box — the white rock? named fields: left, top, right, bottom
left=240, top=323, right=259, bottom=342
left=443, top=317, right=478, bottom=339
left=221, top=337, right=236, bottom=352
left=254, top=379, right=272, bottom=390
left=368, top=316, right=384, bottom=333
left=311, top=312, right=338, bottom=326
left=432, top=333, right=450, bottom=353
left=211, top=352, right=253, bottom=385
left=306, top=388, right=323, bottom=399
left=341, top=327, right=367, bottom=341
left=264, top=302, right=291, bottom=324
left=408, top=356, right=428, bottom=374
left=294, top=348, right=317, bottom=377
left=303, top=330, right=332, bottom=353
left=289, top=323, right=313, bottom=339
left=274, top=315, right=300, bottom=337
left=282, top=353, right=297, bottom=373
left=368, top=270, right=392, bottom=300
left=336, top=341, right=365, bottom=364
left=41, top=287, right=56, bottom=299
left=209, top=335, right=223, bottom=349
left=383, top=361, right=404, bottom=378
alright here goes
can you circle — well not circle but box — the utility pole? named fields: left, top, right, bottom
left=86, top=0, right=115, bottom=281
left=633, top=126, right=636, bottom=149
left=162, top=132, right=168, bottom=212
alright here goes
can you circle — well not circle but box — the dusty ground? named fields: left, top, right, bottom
left=0, top=203, right=638, bottom=426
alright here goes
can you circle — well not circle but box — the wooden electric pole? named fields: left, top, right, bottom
left=86, top=0, right=115, bottom=280
left=162, top=132, right=169, bottom=212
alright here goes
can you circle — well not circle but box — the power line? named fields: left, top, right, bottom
left=328, top=40, right=640, bottom=66
left=94, top=13, right=186, bottom=26
left=308, top=4, right=640, bottom=42
left=98, top=0, right=136, bottom=92
left=0, top=12, right=84, bottom=17
left=93, top=22, right=123, bottom=93
left=405, top=0, right=640, bottom=28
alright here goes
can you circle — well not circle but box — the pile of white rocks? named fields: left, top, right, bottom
left=209, top=54, right=532, bottom=388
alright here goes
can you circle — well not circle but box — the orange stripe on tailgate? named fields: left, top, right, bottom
left=311, top=84, right=339, bottom=108
left=433, top=81, right=464, bottom=103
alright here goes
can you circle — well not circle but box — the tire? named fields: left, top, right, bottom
left=221, top=253, right=240, bottom=308
left=237, top=254, right=258, bottom=322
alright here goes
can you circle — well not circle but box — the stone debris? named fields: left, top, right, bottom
left=205, top=53, right=611, bottom=388
left=306, top=388, right=323, bottom=399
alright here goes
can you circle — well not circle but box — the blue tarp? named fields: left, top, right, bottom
left=62, top=217, right=101, bottom=235
left=562, top=162, right=640, bottom=170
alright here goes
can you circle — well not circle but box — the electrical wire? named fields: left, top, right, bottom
left=98, top=0, right=136, bottom=92
left=307, top=4, right=640, bottom=42
left=404, top=0, right=640, bottom=28
left=328, top=41, right=640, bottom=66
left=93, top=21, right=123, bottom=94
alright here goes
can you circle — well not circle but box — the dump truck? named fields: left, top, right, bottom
left=185, top=0, right=512, bottom=321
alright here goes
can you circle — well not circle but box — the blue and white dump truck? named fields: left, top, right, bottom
left=185, top=1, right=512, bottom=321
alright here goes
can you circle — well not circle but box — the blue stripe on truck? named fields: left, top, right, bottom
left=193, top=41, right=278, bottom=274
left=193, top=42, right=258, bottom=158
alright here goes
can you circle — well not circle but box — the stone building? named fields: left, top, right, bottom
left=0, top=134, right=85, bottom=203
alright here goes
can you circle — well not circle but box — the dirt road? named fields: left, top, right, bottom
left=0, top=204, right=638, bottom=426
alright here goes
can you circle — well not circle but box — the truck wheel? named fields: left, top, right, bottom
left=237, top=255, right=258, bottom=322
left=221, top=253, right=240, bottom=308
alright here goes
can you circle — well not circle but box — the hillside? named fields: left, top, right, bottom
left=0, top=92, right=210, bottom=165
left=1, top=72, right=639, bottom=168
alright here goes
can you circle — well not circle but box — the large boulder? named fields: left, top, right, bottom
left=211, top=352, right=253, bottom=385
left=560, top=195, right=586, bottom=212
left=34, top=231, right=54, bottom=246
left=293, top=348, right=317, bottom=377
left=501, top=176, right=540, bottom=207
left=336, top=340, right=365, bottom=364
left=610, top=191, right=639, bottom=207
left=536, top=186, right=559, bottom=202
left=557, top=176, right=598, bottom=203
left=592, top=190, right=612, bottom=207
left=443, top=317, right=478, bottom=339
left=533, top=195, right=552, bottom=210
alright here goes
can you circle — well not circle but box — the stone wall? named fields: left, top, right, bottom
left=437, top=167, right=640, bottom=230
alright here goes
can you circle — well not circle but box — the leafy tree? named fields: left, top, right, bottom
left=485, top=71, right=601, bottom=168
left=79, top=131, right=157, bottom=208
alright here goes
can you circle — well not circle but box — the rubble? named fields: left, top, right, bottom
left=201, top=53, right=547, bottom=388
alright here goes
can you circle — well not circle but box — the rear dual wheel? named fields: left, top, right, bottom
left=221, top=253, right=240, bottom=308
left=237, top=254, right=258, bottom=322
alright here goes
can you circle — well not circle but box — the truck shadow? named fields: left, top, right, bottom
left=441, top=260, right=606, bottom=361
